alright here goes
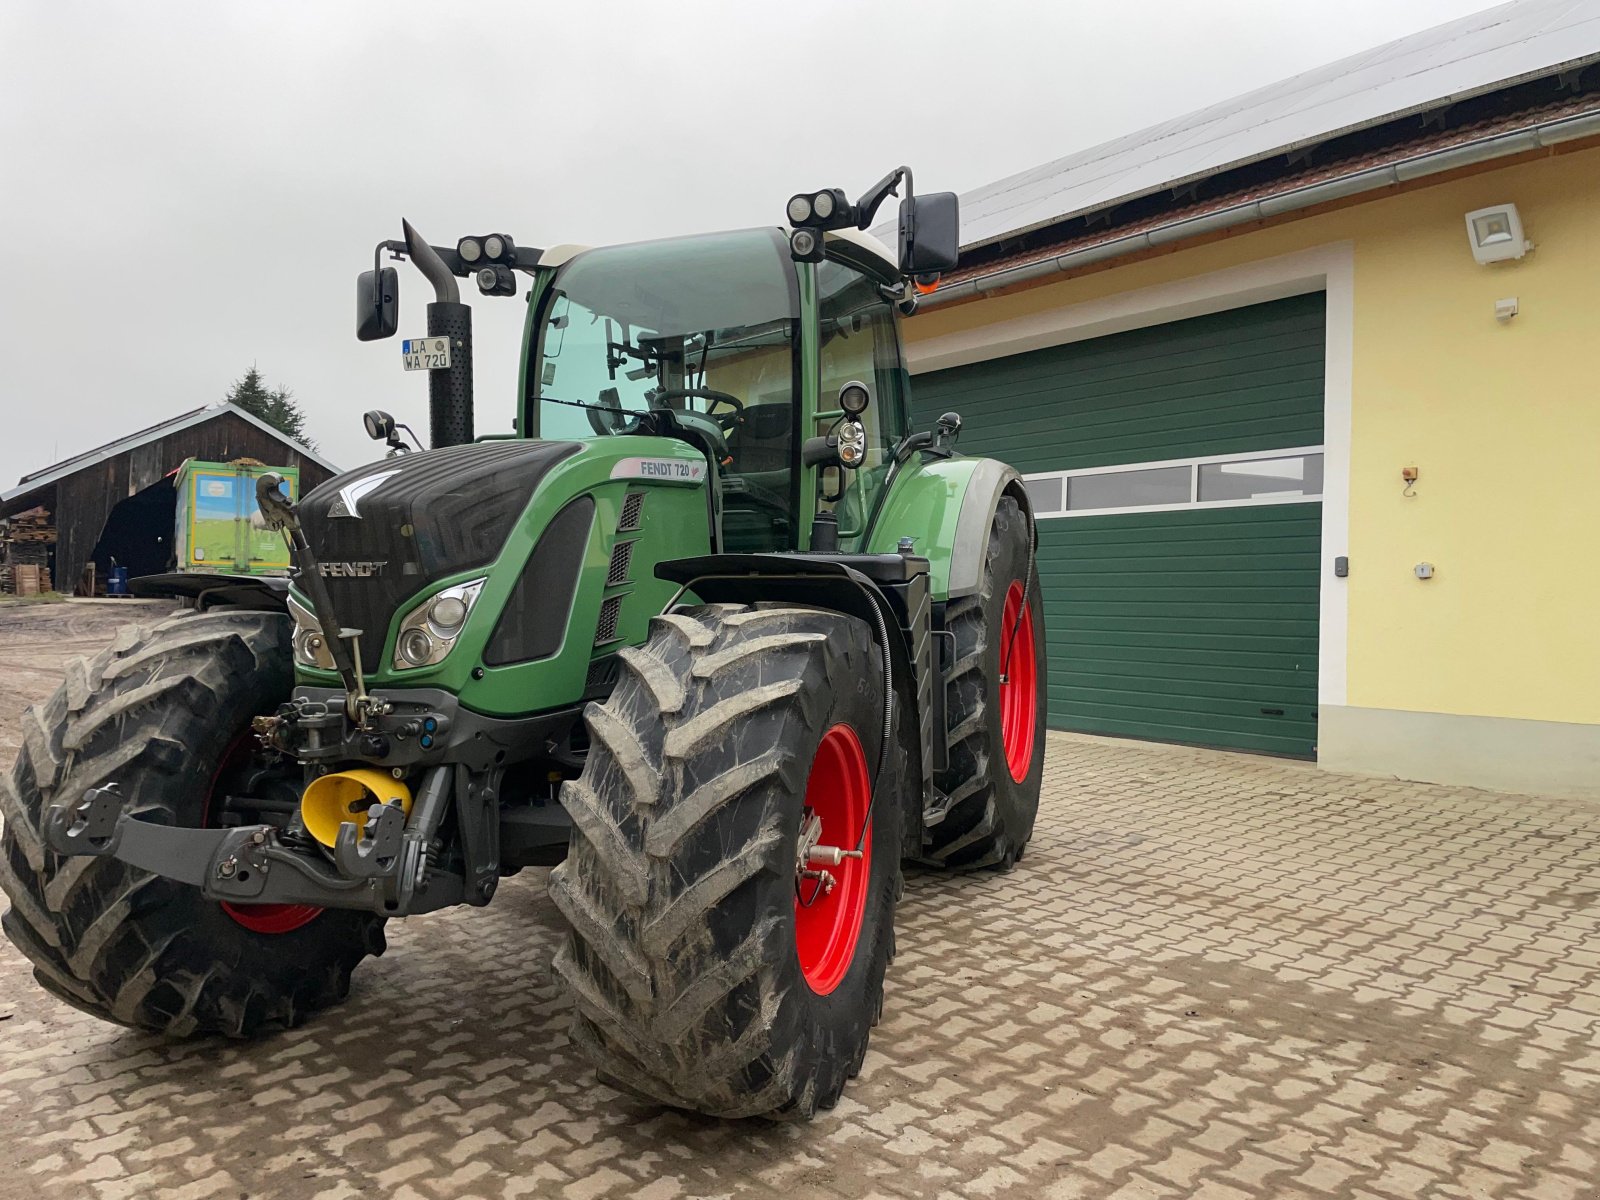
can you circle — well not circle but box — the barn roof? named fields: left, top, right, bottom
left=2, top=403, right=338, bottom=504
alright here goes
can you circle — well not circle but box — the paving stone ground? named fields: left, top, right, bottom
left=1, top=601, right=1598, bottom=1200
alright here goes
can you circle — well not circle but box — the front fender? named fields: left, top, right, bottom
left=130, top=571, right=289, bottom=611
left=863, top=456, right=1031, bottom=601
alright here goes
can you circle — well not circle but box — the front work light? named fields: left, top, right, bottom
left=790, top=227, right=823, bottom=263
left=838, top=380, right=870, bottom=416
left=786, top=188, right=854, bottom=231
left=458, top=237, right=483, bottom=263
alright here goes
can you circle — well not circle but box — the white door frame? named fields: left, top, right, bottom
left=905, top=243, right=1355, bottom=716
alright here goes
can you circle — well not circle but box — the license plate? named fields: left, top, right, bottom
left=402, top=337, right=451, bottom=371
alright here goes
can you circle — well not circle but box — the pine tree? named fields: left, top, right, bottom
left=224, top=367, right=318, bottom=450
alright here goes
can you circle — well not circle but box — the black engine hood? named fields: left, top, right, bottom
left=297, top=440, right=580, bottom=671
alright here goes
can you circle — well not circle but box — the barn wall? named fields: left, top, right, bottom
left=48, top=412, right=333, bottom=592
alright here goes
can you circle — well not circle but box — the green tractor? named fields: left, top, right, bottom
left=1, top=168, right=1045, bottom=1119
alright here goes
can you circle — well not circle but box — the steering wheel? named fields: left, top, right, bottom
left=650, top=388, right=745, bottom=431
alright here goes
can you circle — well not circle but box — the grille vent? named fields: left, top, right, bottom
left=606, top=540, right=636, bottom=587
left=585, top=654, right=620, bottom=692
left=618, top=491, right=645, bottom=532
left=595, top=595, right=623, bottom=645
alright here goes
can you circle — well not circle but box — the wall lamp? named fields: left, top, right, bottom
left=1465, top=204, right=1532, bottom=265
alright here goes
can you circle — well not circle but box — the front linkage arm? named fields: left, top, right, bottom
left=40, top=771, right=465, bottom=917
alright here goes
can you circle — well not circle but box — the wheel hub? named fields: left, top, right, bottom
left=793, top=724, right=873, bottom=996
left=206, top=733, right=322, bottom=936
left=999, top=580, right=1038, bottom=784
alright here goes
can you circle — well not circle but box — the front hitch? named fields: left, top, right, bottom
left=41, top=778, right=464, bottom=917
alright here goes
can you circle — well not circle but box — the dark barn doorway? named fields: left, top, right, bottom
left=89, top=477, right=178, bottom=580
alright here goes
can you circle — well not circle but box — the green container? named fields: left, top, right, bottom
left=174, top=459, right=299, bottom=575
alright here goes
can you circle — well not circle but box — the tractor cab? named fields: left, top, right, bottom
left=523, top=225, right=913, bottom=555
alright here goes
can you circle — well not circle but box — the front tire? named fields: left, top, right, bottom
left=924, top=495, right=1046, bottom=868
left=0, top=610, right=385, bottom=1036
left=549, top=603, right=904, bottom=1119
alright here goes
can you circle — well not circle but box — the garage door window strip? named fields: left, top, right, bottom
left=1023, top=447, right=1324, bottom=518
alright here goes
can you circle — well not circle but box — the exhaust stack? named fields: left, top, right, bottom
left=402, top=219, right=475, bottom=449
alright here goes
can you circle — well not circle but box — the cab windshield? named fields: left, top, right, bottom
left=531, top=228, right=800, bottom=549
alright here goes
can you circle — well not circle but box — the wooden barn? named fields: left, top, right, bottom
left=0, top=403, right=337, bottom=595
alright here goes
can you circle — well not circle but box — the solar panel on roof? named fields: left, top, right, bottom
left=949, top=0, right=1600, bottom=250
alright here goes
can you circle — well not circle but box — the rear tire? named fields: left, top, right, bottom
left=924, top=495, right=1046, bottom=869
left=549, top=603, right=904, bottom=1119
left=0, top=610, right=385, bottom=1036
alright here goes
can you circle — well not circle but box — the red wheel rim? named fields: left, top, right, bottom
left=204, top=734, right=322, bottom=936
left=999, top=581, right=1038, bottom=783
left=793, top=724, right=873, bottom=996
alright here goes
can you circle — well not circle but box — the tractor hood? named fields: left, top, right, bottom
left=297, top=440, right=581, bottom=671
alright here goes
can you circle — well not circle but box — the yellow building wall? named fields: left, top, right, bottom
left=904, top=144, right=1600, bottom=727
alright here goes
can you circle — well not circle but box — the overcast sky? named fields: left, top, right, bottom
left=0, top=0, right=1500, bottom=488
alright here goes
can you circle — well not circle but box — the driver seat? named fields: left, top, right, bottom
left=728, top=402, right=792, bottom=473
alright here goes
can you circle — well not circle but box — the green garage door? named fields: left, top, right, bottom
left=914, top=293, right=1324, bottom=756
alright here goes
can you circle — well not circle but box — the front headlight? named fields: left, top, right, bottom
left=392, top=579, right=486, bottom=670
left=287, top=593, right=337, bottom=670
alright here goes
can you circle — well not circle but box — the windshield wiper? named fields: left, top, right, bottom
left=541, top=394, right=638, bottom=416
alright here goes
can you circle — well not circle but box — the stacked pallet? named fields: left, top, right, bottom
left=4, top=564, right=53, bottom=596
left=2, top=506, right=56, bottom=595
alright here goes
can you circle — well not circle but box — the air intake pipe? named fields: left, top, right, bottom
left=402, top=219, right=474, bottom=449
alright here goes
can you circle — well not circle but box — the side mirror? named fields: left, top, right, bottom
left=898, top=192, right=960, bottom=276
left=357, top=266, right=399, bottom=342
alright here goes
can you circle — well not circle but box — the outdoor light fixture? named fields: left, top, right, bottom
left=836, top=419, right=867, bottom=467
left=476, top=265, right=517, bottom=296
left=457, top=234, right=517, bottom=267
left=787, top=189, right=853, bottom=231
left=789, top=227, right=823, bottom=263
left=838, top=380, right=871, bottom=416
left=1465, top=204, right=1531, bottom=264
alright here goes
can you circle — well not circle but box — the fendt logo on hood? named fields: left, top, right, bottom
left=317, top=561, right=388, bottom=578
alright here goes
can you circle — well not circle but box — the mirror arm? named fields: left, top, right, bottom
left=802, top=433, right=841, bottom=468
left=854, top=165, right=913, bottom=230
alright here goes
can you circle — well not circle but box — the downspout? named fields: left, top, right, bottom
left=919, top=107, right=1600, bottom=310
